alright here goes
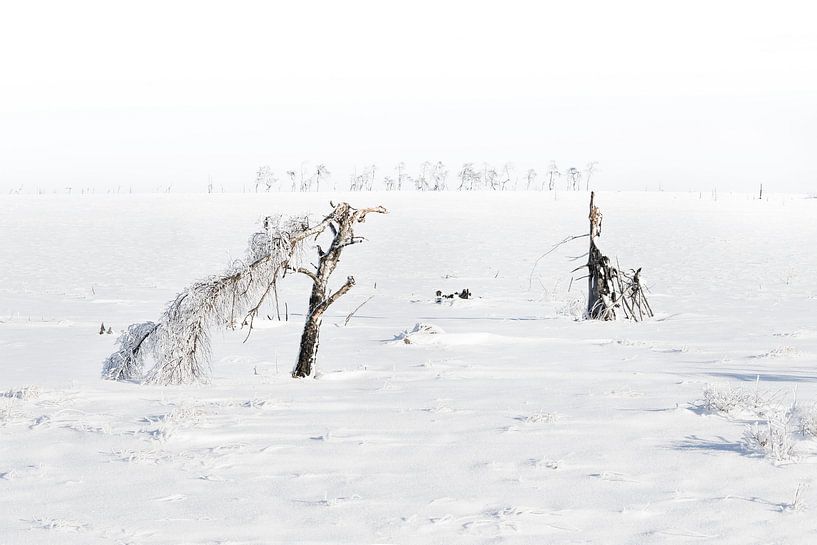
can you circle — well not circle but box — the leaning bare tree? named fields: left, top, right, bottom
left=584, top=192, right=652, bottom=320
left=103, top=202, right=386, bottom=385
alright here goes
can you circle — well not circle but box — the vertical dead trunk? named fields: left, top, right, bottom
left=294, top=310, right=323, bottom=378
left=293, top=273, right=355, bottom=377
left=583, top=192, right=652, bottom=321
left=294, top=275, right=328, bottom=377
left=292, top=203, right=385, bottom=378
left=586, top=191, right=603, bottom=318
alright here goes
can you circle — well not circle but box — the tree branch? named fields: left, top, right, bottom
left=312, top=276, right=356, bottom=317
left=294, top=267, right=319, bottom=283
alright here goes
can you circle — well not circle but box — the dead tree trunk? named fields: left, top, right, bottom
left=585, top=192, right=652, bottom=321
left=586, top=191, right=605, bottom=318
left=292, top=203, right=386, bottom=377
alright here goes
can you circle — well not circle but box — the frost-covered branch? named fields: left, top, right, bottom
left=104, top=203, right=386, bottom=385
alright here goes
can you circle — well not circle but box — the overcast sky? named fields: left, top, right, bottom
left=1, top=0, right=815, bottom=193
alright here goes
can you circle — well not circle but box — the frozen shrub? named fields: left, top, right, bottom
left=2, top=386, right=42, bottom=401
left=699, top=380, right=785, bottom=417
left=700, top=383, right=752, bottom=414
left=142, top=404, right=205, bottom=442
left=556, top=298, right=584, bottom=320
left=798, top=404, right=817, bottom=438
left=0, top=400, right=21, bottom=426
left=742, top=413, right=797, bottom=463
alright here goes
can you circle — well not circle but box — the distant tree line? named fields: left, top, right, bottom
left=251, top=161, right=599, bottom=192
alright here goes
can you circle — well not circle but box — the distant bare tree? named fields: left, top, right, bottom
left=566, top=167, right=582, bottom=191
left=415, top=161, right=431, bottom=191
left=526, top=168, right=538, bottom=190
left=431, top=161, right=448, bottom=191
left=500, top=162, right=514, bottom=191
left=349, top=166, right=375, bottom=191
left=255, top=166, right=276, bottom=192
left=314, top=164, right=330, bottom=192
left=286, top=170, right=297, bottom=192
left=299, top=163, right=312, bottom=192
left=396, top=162, right=408, bottom=191
left=365, top=165, right=376, bottom=191
left=484, top=164, right=500, bottom=190
left=584, top=161, right=598, bottom=191
left=545, top=161, right=560, bottom=190
left=458, top=163, right=479, bottom=191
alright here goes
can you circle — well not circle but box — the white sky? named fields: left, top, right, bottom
left=1, top=0, right=815, bottom=192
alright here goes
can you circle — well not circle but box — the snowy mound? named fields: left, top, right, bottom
left=393, top=322, right=445, bottom=344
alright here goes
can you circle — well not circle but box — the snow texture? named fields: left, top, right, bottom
left=2, top=191, right=817, bottom=544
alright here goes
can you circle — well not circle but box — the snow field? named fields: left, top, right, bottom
left=1, top=191, right=817, bottom=544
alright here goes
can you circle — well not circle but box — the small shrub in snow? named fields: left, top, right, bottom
left=797, top=404, right=817, bottom=438
left=29, top=517, right=89, bottom=532
left=519, top=411, right=558, bottom=424
left=699, top=380, right=785, bottom=417
left=556, top=298, right=584, bottom=320
left=2, top=386, right=41, bottom=401
left=751, top=346, right=800, bottom=359
left=0, top=400, right=22, bottom=426
left=142, top=404, right=205, bottom=442
left=700, top=383, right=752, bottom=414
left=742, top=421, right=796, bottom=463
left=698, top=382, right=806, bottom=463
left=742, top=404, right=798, bottom=463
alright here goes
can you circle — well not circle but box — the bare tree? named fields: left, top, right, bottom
left=458, top=163, right=478, bottom=191
left=545, top=161, right=560, bottom=190
left=255, top=166, right=277, bottom=192
left=415, top=161, right=431, bottom=191
left=526, top=168, right=538, bottom=190
left=314, top=164, right=330, bottom=192
left=396, top=162, right=408, bottom=191
left=350, top=165, right=375, bottom=191
left=584, top=161, right=598, bottom=191
left=500, top=162, right=514, bottom=191
left=431, top=161, right=448, bottom=191
left=566, top=167, right=581, bottom=191
left=286, top=170, right=297, bottom=192
left=103, top=203, right=387, bottom=384
left=365, top=165, right=376, bottom=191
left=299, top=162, right=311, bottom=192
left=292, top=202, right=387, bottom=377
left=484, top=164, right=500, bottom=190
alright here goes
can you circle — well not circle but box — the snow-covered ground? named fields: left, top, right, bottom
left=2, top=191, right=817, bottom=544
